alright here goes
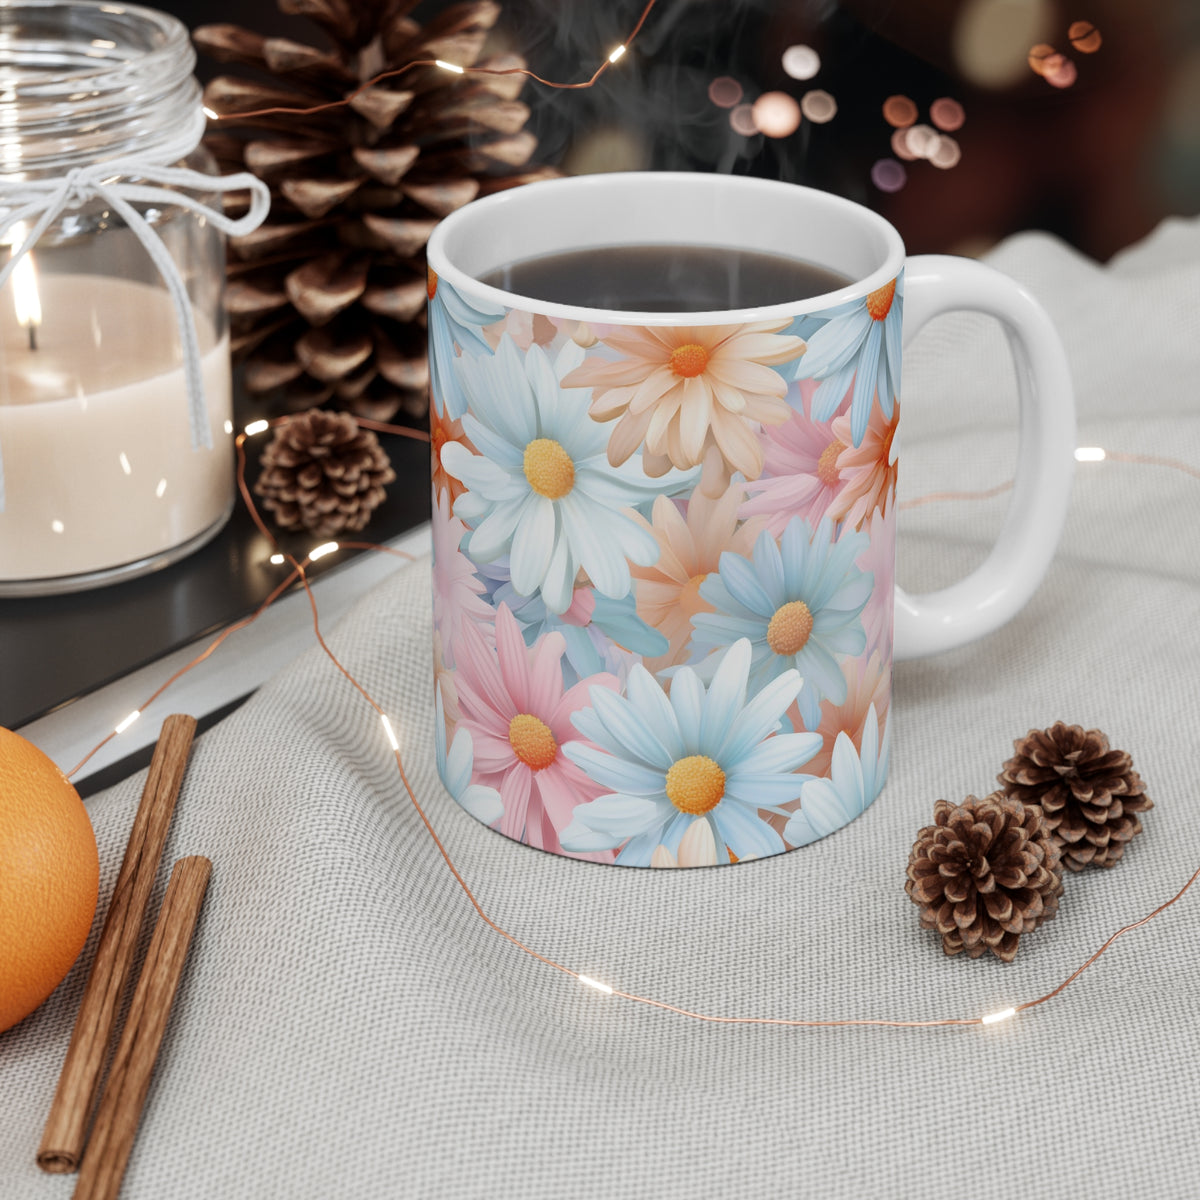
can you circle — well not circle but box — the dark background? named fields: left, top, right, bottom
left=169, top=0, right=1200, bottom=262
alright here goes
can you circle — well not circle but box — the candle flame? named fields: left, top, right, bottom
left=7, top=223, right=42, bottom=340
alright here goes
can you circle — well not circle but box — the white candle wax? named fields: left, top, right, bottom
left=0, top=274, right=233, bottom=583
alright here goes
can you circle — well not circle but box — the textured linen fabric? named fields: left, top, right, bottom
left=3, top=219, right=1199, bottom=1200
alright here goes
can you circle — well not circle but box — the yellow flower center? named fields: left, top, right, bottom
left=866, top=279, right=896, bottom=321
left=664, top=755, right=727, bottom=815
left=766, top=600, right=814, bottom=656
left=816, top=439, right=846, bottom=487
left=669, top=342, right=710, bottom=378
left=508, top=713, right=558, bottom=771
left=426, top=266, right=438, bottom=301
left=523, top=438, right=575, bottom=499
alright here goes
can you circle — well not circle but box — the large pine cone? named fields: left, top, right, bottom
left=997, top=722, right=1152, bottom=871
left=195, top=0, right=554, bottom=422
left=906, top=794, right=1064, bottom=962
left=254, top=409, right=395, bottom=536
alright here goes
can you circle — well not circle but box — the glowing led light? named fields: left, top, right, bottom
left=981, top=1007, right=1017, bottom=1025
left=381, top=714, right=400, bottom=751
left=155, top=478, right=167, bottom=498
left=1043, top=55, right=1077, bottom=89
left=224, top=419, right=234, bottom=434
left=891, top=127, right=919, bottom=161
left=904, top=123, right=939, bottom=159
left=707, top=76, right=743, bottom=108
left=435, top=59, right=465, bottom=74
left=202, top=105, right=219, bottom=120
left=800, top=89, right=837, bottom=123
left=1028, top=43, right=1056, bottom=75
left=1069, top=20, right=1102, bottom=53
left=119, top=451, right=132, bottom=475
left=309, top=541, right=339, bottom=561
left=51, top=519, right=64, bottom=534
left=729, top=104, right=758, bottom=136
left=871, top=158, right=908, bottom=193
left=882, top=94, right=918, bottom=128
left=930, top=97, right=965, bottom=131
left=929, top=135, right=962, bottom=169
left=752, top=91, right=801, bottom=138
left=781, top=44, right=820, bottom=80
left=244, top=419, right=270, bottom=436
left=1075, top=446, right=1107, bottom=462
left=607, top=44, right=626, bottom=63
left=269, top=552, right=286, bottom=564
left=114, top=710, right=141, bottom=734
left=578, top=975, right=614, bottom=995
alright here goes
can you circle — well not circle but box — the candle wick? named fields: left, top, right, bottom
left=27, top=323, right=37, bottom=352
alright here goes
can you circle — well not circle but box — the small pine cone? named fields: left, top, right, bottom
left=998, top=723, right=1152, bottom=871
left=254, top=409, right=395, bottom=538
left=906, top=794, right=1064, bottom=962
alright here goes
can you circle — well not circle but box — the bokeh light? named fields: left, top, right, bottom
left=904, top=123, right=939, bottom=158
left=708, top=76, right=743, bottom=108
left=890, top=127, right=918, bottom=161
left=928, top=135, right=962, bottom=169
left=781, top=44, right=821, bottom=81
left=1044, top=55, right=1078, bottom=88
left=752, top=91, right=802, bottom=137
left=882, top=95, right=918, bottom=128
left=871, top=159, right=907, bottom=193
left=1069, top=20, right=1102, bottom=53
left=800, top=89, right=838, bottom=123
left=930, top=98, right=965, bottom=132
left=954, top=0, right=1054, bottom=89
left=1027, top=43, right=1056, bottom=75
left=562, top=127, right=650, bottom=175
left=729, top=104, right=758, bottom=136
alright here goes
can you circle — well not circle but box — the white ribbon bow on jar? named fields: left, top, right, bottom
left=0, top=122, right=271, bottom=510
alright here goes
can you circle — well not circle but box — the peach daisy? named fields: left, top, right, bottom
left=628, top=482, right=763, bottom=674
left=561, top=320, right=806, bottom=491
left=792, top=650, right=891, bottom=778
left=827, top=399, right=899, bottom=529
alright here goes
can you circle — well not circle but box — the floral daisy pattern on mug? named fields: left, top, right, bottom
left=431, top=272, right=903, bottom=865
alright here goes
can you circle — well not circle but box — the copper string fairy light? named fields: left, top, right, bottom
left=64, top=412, right=1200, bottom=1033
left=204, top=0, right=662, bottom=124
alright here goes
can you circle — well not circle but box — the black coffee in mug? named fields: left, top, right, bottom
left=478, top=244, right=851, bottom=312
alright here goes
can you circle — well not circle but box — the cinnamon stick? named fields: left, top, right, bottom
left=73, top=857, right=212, bottom=1200
left=38, top=714, right=197, bottom=1173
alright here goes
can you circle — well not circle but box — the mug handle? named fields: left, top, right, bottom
left=893, top=254, right=1076, bottom=660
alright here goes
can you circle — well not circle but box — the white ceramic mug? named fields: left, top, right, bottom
left=426, top=172, right=1075, bottom=867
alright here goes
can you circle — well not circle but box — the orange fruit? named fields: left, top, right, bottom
left=0, top=728, right=99, bottom=1034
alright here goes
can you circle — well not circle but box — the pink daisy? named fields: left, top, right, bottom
left=739, top=378, right=853, bottom=536
left=454, top=604, right=619, bottom=859
left=793, top=650, right=892, bottom=778
left=431, top=487, right=494, bottom=667
left=827, top=400, right=899, bottom=530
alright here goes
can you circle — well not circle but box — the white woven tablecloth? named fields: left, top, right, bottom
left=3, top=218, right=1199, bottom=1200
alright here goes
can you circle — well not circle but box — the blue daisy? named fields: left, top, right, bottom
left=434, top=683, right=504, bottom=827
left=691, top=517, right=872, bottom=731
left=783, top=704, right=889, bottom=847
left=428, top=268, right=505, bottom=419
left=560, top=639, right=822, bottom=866
left=442, top=336, right=696, bottom=615
left=795, top=274, right=903, bottom=446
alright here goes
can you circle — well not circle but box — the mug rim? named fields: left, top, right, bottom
left=427, top=171, right=907, bottom=326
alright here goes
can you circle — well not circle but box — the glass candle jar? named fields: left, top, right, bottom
left=0, top=1, right=241, bottom=595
